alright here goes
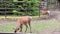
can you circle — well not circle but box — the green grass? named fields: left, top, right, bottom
left=0, top=15, right=44, bottom=19
left=0, top=19, right=60, bottom=33
left=0, top=22, right=46, bottom=32
left=13, top=0, right=18, bottom=2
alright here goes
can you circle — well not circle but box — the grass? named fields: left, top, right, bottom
left=0, top=16, right=43, bottom=19
left=0, top=19, right=60, bottom=33
left=0, top=22, right=46, bottom=33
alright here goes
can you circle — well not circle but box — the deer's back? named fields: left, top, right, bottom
left=41, top=10, right=50, bottom=15
left=18, top=16, right=32, bottom=24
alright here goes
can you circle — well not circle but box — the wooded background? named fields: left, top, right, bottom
left=0, top=0, right=41, bottom=16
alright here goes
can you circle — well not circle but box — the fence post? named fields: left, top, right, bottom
left=25, top=2, right=28, bottom=16
left=5, top=3, right=7, bottom=19
left=39, top=2, right=40, bottom=17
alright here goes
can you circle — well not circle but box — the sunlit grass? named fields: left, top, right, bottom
left=0, top=19, right=60, bottom=33
left=0, top=16, right=43, bottom=19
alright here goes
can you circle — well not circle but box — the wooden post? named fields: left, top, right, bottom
left=25, top=2, right=28, bottom=16
left=5, top=3, right=7, bottom=19
left=39, top=2, right=41, bottom=17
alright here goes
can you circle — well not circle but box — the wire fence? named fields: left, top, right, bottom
left=0, top=1, right=40, bottom=16
left=0, top=0, right=60, bottom=18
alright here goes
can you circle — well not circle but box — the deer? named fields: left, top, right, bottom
left=14, top=16, right=32, bottom=33
left=41, top=9, right=50, bottom=15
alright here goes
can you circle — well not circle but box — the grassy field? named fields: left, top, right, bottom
left=0, top=15, right=44, bottom=18
left=0, top=19, right=60, bottom=33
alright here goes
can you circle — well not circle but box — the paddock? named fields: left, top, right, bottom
left=0, top=10, right=60, bottom=34
left=0, top=0, right=60, bottom=34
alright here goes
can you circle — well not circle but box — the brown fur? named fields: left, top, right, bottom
left=41, top=9, right=50, bottom=15
left=14, top=16, right=32, bottom=33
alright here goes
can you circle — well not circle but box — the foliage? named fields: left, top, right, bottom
left=0, top=0, right=41, bottom=16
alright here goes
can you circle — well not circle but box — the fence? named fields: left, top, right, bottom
left=0, top=0, right=60, bottom=18
left=0, top=1, right=40, bottom=16
left=47, top=0, right=60, bottom=10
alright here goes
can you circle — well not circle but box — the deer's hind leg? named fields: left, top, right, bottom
left=28, top=21, right=32, bottom=33
left=20, top=24, right=23, bottom=32
left=25, top=24, right=28, bottom=32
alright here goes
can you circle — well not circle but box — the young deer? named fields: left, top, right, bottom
left=14, top=16, right=32, bottom=33
left=41, top=9, right=50, bottom=15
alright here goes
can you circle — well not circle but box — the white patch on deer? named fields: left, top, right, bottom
left=47, top=10, right=50, bottom=14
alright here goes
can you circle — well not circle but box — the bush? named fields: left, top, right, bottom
left=0, top=0, right=41, bottom=16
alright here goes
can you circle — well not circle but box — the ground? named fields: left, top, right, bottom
left=0, top=10, right=60, bottom=34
